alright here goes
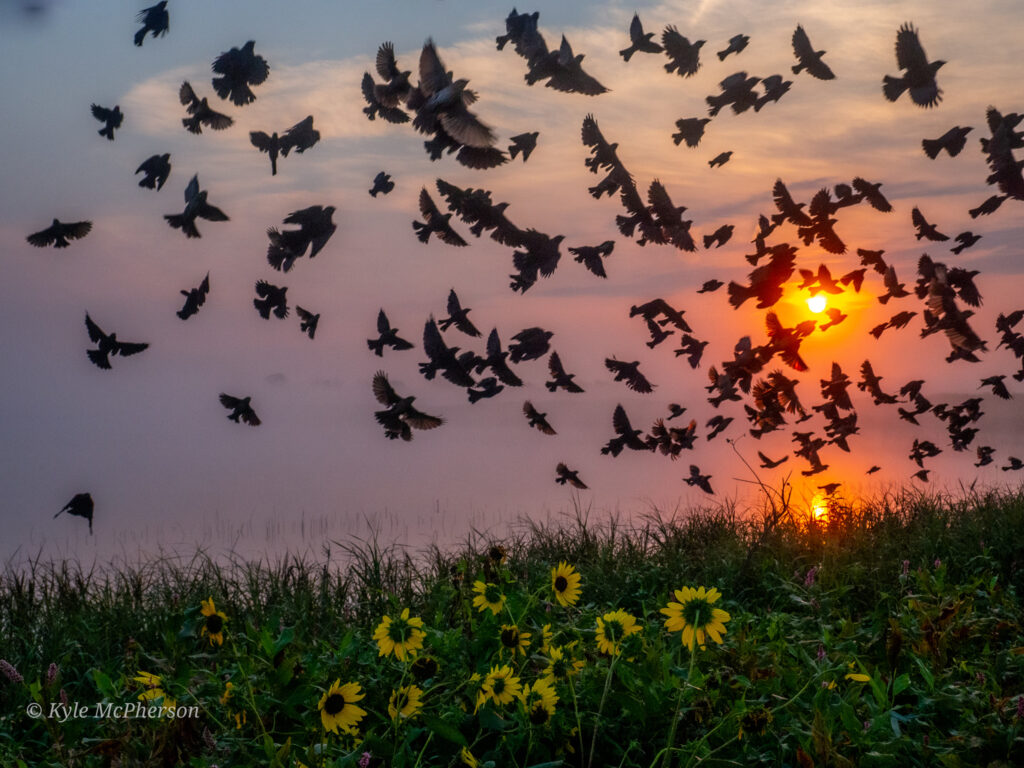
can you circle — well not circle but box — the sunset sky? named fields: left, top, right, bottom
left=1, top=0, right=1022, bottom=563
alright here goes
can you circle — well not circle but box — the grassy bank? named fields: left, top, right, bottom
left=2, top=485, right=1024, bottom=767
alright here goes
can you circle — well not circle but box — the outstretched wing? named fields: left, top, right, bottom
left=372, top=370, right=401, bottom=406
left=84, top=313, right=106, bottom=343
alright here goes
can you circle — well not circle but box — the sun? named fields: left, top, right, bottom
left=810, top=493, right=829, bottom=522
left=806, top=294, right=827, bottom=313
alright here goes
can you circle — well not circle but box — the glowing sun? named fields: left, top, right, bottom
left=806, top=295, right=827, bottom=313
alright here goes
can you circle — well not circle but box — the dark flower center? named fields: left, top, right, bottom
left=488, top=546, right=506, bottom=563
left=388, top=619, right=410, bottom=643
left=324, top=693, right=346, bottom=715
left=500, top=628, right=520, bottom=648
left=529, top=703, right=550, bottom=724
left=411, top=657, right=438, bottom=681
left=205, top=614, right=224, bottom=634
left=554, top=576, right=568, bottom=592
left=491, top=677, right=506, bottom=696
left=393, top=691, right=409, bottom=711
left=604, top=620, right=623, bottom=642
left=484, top=585, right=502, bottom=603
left=683, top=600, right=710, bottom=628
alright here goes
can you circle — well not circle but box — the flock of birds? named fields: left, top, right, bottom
left=21, top=3, right=1024, bottom=533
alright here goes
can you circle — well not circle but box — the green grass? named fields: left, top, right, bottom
left=2, top=484, right=1024, bottom=767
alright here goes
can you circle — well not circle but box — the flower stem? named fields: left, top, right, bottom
left=587, top=653, right=619, bottom=768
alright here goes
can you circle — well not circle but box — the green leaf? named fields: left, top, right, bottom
left=273, top=626, right=295, bottom=655
left=90, top=668, right=116, bottom=699
left=478, top=707, right=509, bottom=731
left=839, top=701, right=862, bottom=735
left=525, top=762, right=565, bottom=768
left=913, top=656, right=934, bottom=693
left=892, top=673, right=911, bottom=697
left=423, top=715, right=467, bottom=746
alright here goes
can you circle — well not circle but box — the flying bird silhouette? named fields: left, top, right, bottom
left=662, top=26, right=704, bottom=77
left=546, top=351, right=585, bottom=393
left=296, top=306, right=320, bottom=339
left=219, top=393, right=261, bottom=426
left=412, top=40, right=497, bottom=148
left=601, top=404, right=650, bottom=456
left=266, top=205, right=337, bottom=272
left=717, top=34, right=749, bottom=61
left=620, top=13, right=662, bottom=61
left=708, top=151, right=733, bottom=168
left=413, top=188, right=468, bottom=246
left=791, top=25, right=834, bottom=80
left=950, top=231, right=981, bottom=255
left=508, top=131, right=539, bottom=161
left=55, top=492, right=93, bottom=534
left=912, top=207, right=949, bottom=241
left=134, top=1, right=168, bottom=46
left=179, top=81, right=233, bottom=133
left=672, top=117, right=710, bottom=147
left=420, top=316, right=475, bottom=387
left=757, top=451, right=788, bottom=469
left=367, top=309, right=415, bottom=357
left=90, top=104, right=122, bottom=140
left=84, top=313, right=148, bottom=370
left=922, top=126, right=973, bottom=158
left=26, top=219, right=92, bottom=248
left=369, top=171, right=394, bottom=197
left=212, top=40, right=269, bottom=106
left=253, top=281, right=288, bottom=319
left=372, top=370, right=444, bottom=441
left=438, top=289, right=480, bottom=337
left=684, top=465, right=714, bottom=494
left=883, top=23, right=944, bottom=108
left=177, top=273, right=210, bottom=320
left=605, top=358, right=655, bottom=393
left=523, top=401, right=556, bottom=435
left=135, top=153, right=171, bottom=190
left=164, top=175, right=229, bottom=239
left=568, top=240, right=614, bottom=278
left=555, top=462, right=587, bottom=489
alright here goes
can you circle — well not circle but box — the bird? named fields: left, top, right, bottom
left=866, top=465, right=882, bottom=475
left=1003, top=457, right=1024, bottom=472
left=708, top=151, right=732, bottom=168
left=755, top=74, right=793, bottom=111
left=533, top=35, right=609, bottom=96
left=280, top=115, right=320, bottom=155
left=672, top=117, right=710, bottom=147
left=662, top=26, right=704, bottom=77
left=969, top=194, right=1007, bottom=218
left=369, top=171, right=394, bottom=197
left=219, top=394, right=261, bottom=426
left=420, top=316, right=475, bottom=387
left=177, top=273, right=210, bottom=320
left=684, top=465, right=714, bottom=494
left=922, top=126, right=973, bottom=158
left=55, top=492, right=93, bottom=534
left=605, top=358, right=655, bottom=393
left=601, top=404, right=650, bottom=456
left=852, top=177, right=893, bottom=212
left=84, top=313, right=149, bottom=370
left=911, top=207, right=949, bottom=241
left=791, top=25, right=834, bottom=80
left=211, top=40, right=269, bottom=106
left=164, top=175, right=229, bottom=239
left=134, top=1, right=168, bottom=47
left=879, top=265, right=910, bottom=304
left=467, top=377, right=504, bottom=404
left=620, top=13, right=662, bottom=61
left=757, top=451, right=788, bottom=469
left=698, top=279, right=724, bottom=294
left=555, top=462, right=587, bottom=489
left=568, top=240, right=614, bottom=278
left=546, top=351, right=585, bottom=393
left=912, top=469, right=931, bottom=482
left=980, top=375, right=1011, bottom=399
left=523, top=401, right=556, bottom=435
left=703, top=224, right=733, bottom=248
left=477, top=329, right=522, bottom=387
left=249, top=131, right=281, bottom=175
left=706, top=415, right=733, bottom=440
left=818, top=307, right=847, bottom=332
left=361, top=70, right=410, bottom=124
left=413, top=40, right=497, bottom=148
left=438, top=289, right=480, bottom=337
left=253, top=281, right=288, bottom=319
left=413, top=188, right=468, bottom=246
left=950, top=232, right=981, bottom=255
left=508, top=131, right=539, bottom=161
left=367, top=309, right=414, bottom=357
left=178, top=81, right=233, bottom=133
left=90, top=104, right=122, bottom=140
left=297, top=306, right=320, bottom=339
left=858, top=248, right=888, bottom=275
left=372, top=371, right=444, bottom=441
left=26, top=219, right=92, bottom=248
left=883, top=23, right=944, bottom=108
left=135, top=153, right=171, bottom=190
left=266, top=205, right=337, bottom=271
left=717, top=34, right=749, bottom=61
left=508, top=327, right=553, bottom=363
left=707, top=72, right=760, bottom=115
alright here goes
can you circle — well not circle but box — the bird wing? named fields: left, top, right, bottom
left=418, top=40, right=450, bottom=97
left=198, top=273, right=210, bottom=297
left=894, top=23, right=928, bottom=72
left=114, top=340, right=149, bottom=357
left=405, top=407, right=444, bottom=431
left=184, top=174, right=200, bottom=203
left=612, top=403, right=633, bottom=435
left=196, top=200, right=229, bottom=222
left=439, top=107, right=496, bottom=149
left=91, top=104, right=113, bottom=121
left=84, top=313, right=106, bottom=343
left=250, top=131, right=275, bottom=152
left=376, top=41, right=401, bottom=80
left=179, top=81, right=198, bottom=108
left=376, top=309, right=392, bottom=335
left=422, top=316, right=450, bottom=362
left=371, top=371, right=401, bottom=406
left=219, top=393, right=242, bottom=409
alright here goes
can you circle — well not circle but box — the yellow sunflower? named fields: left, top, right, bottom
left=478, top=664, right=524, bottom=709
left=219, top=681, right=234, bottom=706
left=388, top=684, right=424, bottom=721
left=523, top=676, right=558, bottom=725
left=460, top=746, right=479, bottom=768
left=372, top=608, right=426, bottom=662
left=542, top=644, right=585, bottom=683
left=540, top=623, right=553, bottom=654
left=133, top=671, right=176, bottom=710
left=318, top=679, right=367, bottom=735
left=551, top=562, right=582, bottom=607
left=499, top=624, right=531, bottom=656
left=200, top=597, right=228, bottom=647
left=472, top=580, right=506, bottom=615
left=595, top=609, right=641, bottom=656
left=660, top=586, right=731, bottom=651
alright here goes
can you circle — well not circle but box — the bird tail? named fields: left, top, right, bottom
left=253, top=298, right=271, bottom=319
left=369, top=187, right=379, bottom=197
left=134, top=27, right=147, bottom=47
left=468, top=388, right=483, bottom=404
left=367, top=338, right=384, bottom=356
left=921, top=137, right=943, bottom=159
left=727, top=281, right=752, bottom=309
left=412, top=220, right=431, bottom=244
left=508, top=144, right=520, bottom=159
left=87, top=349, right=111, bottom=369
left=165, top=214, right=200, bottom=238
left=138, top=175, right=156, bottom=189
left=791, top=63, right=803, bottom=75
left=717, top=49, right=728, bottom=61
left=619, top=46, right=635, bottom=62
left=882, top=75, right=906, bottom=102
left=98, top=126, right=115, bottom=141
left=702, top=234, right=715, bottom=249
left=182, top=116, right=202, bottom=134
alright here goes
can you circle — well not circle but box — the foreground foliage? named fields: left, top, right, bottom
left=2, top=486, right=1024, bottom=767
